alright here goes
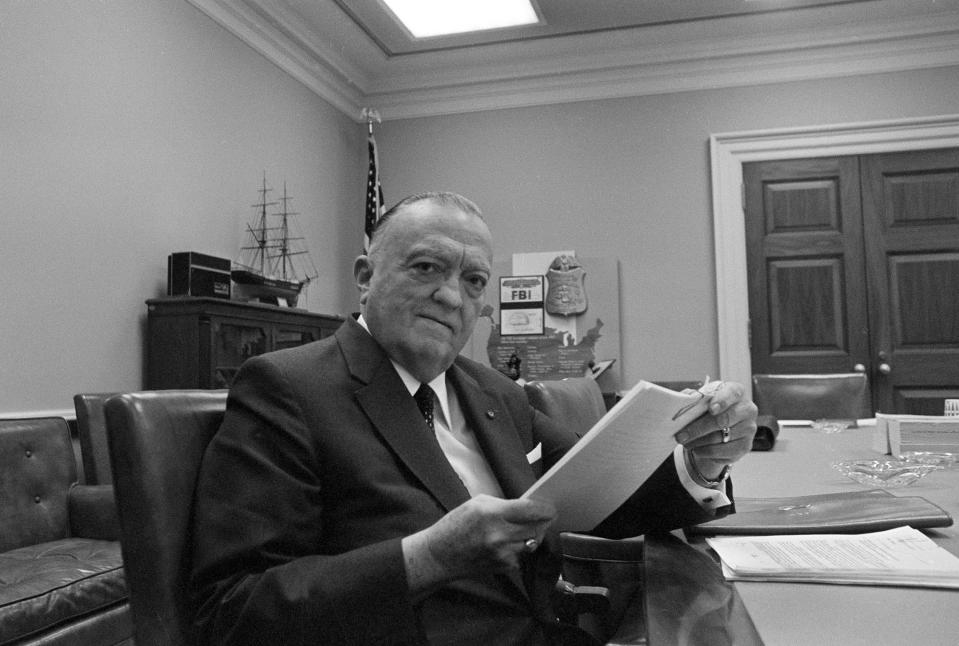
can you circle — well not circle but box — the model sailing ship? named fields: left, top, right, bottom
left=232, top=175, right=319, bottom=307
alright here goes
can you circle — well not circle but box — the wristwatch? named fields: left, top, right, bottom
left=685, top=450, right=730, bottom=488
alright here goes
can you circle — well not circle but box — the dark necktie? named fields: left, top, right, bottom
left=414, top=384, right=435, bottom=432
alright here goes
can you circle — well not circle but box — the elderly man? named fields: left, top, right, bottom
left=189, top=191, right=756, bottom=645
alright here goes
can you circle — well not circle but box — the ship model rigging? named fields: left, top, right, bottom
left=232, top=175, right=319, bottom=307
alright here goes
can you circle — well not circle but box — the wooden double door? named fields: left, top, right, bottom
left=745, top=148, right=959, bottom=414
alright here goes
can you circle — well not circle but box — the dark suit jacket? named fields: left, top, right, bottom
left=189, top=318, right=723, bottom=645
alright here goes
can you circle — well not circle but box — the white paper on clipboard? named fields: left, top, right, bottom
left=522, top=379, right=718, bottom=532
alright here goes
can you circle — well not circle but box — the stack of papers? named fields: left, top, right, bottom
left=873, top=413, right=959, bottom=455
left=522, top=379, right=718, bottom=532
left=888, top=416, right=959, bottom=457
left=707, top=526, right=959, bottom=589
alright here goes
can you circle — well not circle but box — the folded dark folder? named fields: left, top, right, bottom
left=687, top=489, right=953, bottom=536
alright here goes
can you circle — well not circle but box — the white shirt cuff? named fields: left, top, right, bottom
left=672, top=445, right=731, bottom=511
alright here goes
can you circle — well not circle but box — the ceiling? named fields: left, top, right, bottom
left=187, top=0, right=959, bottom=121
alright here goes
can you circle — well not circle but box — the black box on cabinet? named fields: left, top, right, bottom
left=167, top=252, right=232, bottom=299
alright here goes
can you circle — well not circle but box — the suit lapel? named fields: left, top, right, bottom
left=448, top=365, right=537, bottom=500
left=339, top=322, right=536, bottom=603
left=339, top=320, right=471, bottom=512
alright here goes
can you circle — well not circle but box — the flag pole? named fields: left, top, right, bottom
left=361, top=107, right=384, bottom=253
left=361, top=107, right=381, bottom=135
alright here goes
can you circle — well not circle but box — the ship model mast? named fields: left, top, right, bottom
left=232, top=175, right=318, bottom=307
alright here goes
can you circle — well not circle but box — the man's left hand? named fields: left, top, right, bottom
left=673, top=381, right=757, bottom=482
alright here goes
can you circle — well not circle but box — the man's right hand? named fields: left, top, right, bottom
left=402, top=495, right=556, bottom=597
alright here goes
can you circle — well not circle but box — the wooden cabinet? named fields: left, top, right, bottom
left=146, top=297, right=343, bottom=389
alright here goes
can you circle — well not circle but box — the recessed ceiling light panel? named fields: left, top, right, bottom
left=381, top=0, right=541, bottom=39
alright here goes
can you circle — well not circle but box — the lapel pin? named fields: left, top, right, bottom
left=486, top=409, right=496, bottom=419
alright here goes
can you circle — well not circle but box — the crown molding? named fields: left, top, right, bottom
left=188, top=0, right=368, bottom=117
left=187, top=0, right=959, bottom=121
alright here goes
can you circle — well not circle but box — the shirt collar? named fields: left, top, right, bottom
left=356, top=315, right=450, bottom=420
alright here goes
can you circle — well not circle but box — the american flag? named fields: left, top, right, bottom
left=364, top=132, right=384, bottom=251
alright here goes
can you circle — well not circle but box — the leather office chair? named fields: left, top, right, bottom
left=105, top=389, right=228, bottom=646
left=524, top=377, right=609, bottom=438
left=751, top=372, right=871, bottom=420
left=74, top=392, right=118, bottom=485
left=524, top=377, right=646, bottom=645
left=526, top=377, right=761, bottom=645
left=557, top=532, right=646, bottom=645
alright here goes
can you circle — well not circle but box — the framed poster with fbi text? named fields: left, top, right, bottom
left=499, top=275, right=544, bottom=336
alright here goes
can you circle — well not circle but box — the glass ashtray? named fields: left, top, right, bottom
left=812, top=418, right=856, bottom=433
left=831, top=459, right=942, bottom=488
left=900, top=451, right=958, bottom=468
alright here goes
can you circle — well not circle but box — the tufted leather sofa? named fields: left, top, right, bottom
left=0, top=417, right=131, bottom=645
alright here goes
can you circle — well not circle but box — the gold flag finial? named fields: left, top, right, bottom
left=360, top=107, right=381, bottom=135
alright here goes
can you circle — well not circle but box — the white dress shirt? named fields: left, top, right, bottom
left=391, top=363, right=504, bottom=498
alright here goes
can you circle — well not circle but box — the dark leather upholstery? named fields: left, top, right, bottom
left=0, top=417, right=130, bottom=645
left=0, top=418, right=74, bottom=554
left=751, top=372, right=871, bottom=420
left=559, top=533, right=646, bottom=645
left=524, top=377, right=608, bottom=437
left=105, top=390, right=228, bottom=646
left=524, top=378, right=645, bottom=645
left=74, top=393, right=118, bottom=486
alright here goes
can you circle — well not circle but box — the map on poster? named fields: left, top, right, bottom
left=483, top=305, right=604, bottom=381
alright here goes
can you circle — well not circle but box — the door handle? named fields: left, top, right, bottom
left=877, top=350, right=891, bottom=375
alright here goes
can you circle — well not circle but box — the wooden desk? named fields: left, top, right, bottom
left=726, top=425, right=959, bottom=646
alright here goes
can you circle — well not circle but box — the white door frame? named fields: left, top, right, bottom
left=710, top=114, right=959, bottom=396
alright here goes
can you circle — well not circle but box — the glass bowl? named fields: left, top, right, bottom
left=900, top=451, right=958, bottom=468
left=812, top=419, right=856, bottom=433
left=831, top=459, right=942, bottom=488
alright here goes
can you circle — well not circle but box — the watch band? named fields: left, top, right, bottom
left=685, top=450, right=730, bottom=488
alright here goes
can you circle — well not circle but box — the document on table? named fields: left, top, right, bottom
left=522, top=379, right=718, bottom=532
left=706, top=526, right=959, bottom=589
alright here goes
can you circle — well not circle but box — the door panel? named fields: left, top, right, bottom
left=745, top=148, right=959, bottom=415
left=768, top=259, right=847, bottom=353
left=861, top=148, right=959, bottom=413
left=744, top=157, right=870, bottom=375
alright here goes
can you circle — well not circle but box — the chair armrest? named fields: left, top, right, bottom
left=558, top=532, right=646, bottom=643
left=69, top=484, right=120, bottom=540
left=552, top=578, right=611, bottom=624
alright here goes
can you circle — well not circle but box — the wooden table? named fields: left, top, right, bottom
left=723, top=424, right=959, bottom=646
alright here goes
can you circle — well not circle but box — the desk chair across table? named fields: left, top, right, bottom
left=751, top=372, right=871, bottom=420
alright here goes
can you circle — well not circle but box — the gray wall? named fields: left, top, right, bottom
left=3, top=0, right=958, bottom=410
left=376, top=68, right=959, bottom=387
left=1, top=0, right=363, bottom=412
